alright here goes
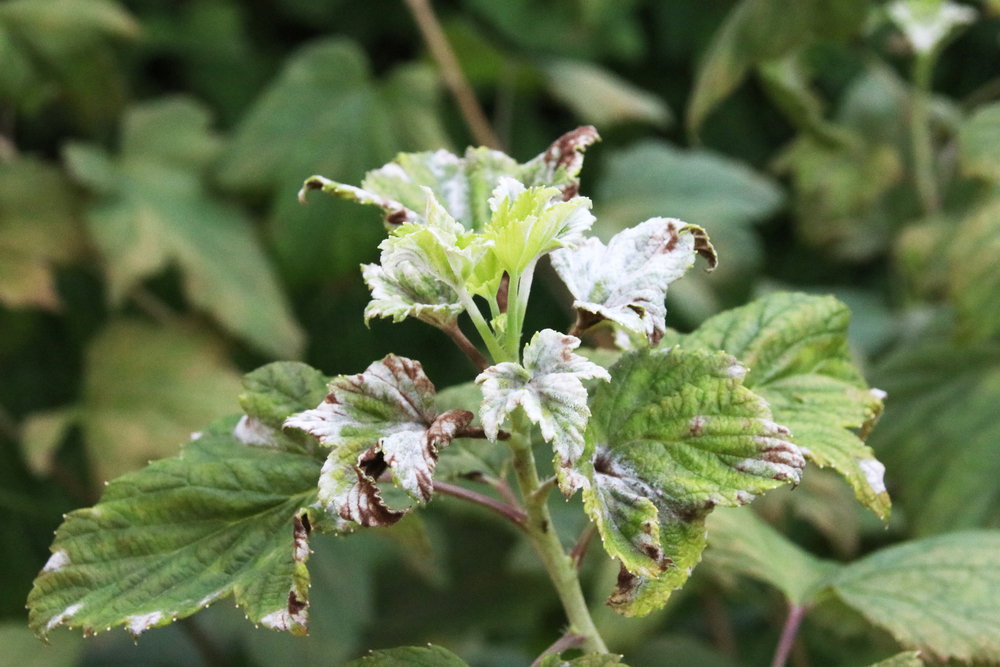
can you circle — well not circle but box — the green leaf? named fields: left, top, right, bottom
left=830, top=531, right=1000, bottom=662
left=27, top=415, right=323, bottom=638
left=0, top=157, right=85, bottom=310
left=0, top=0, right=138, bottom=124
left=300, top=126, right=600, bottom=233
left=868, top=329, right=1000, bottom=534
left=950, top=198, right=1000, bottom=341
left=341, top=645, right=470, bottom=667
left=77, top=319, right=245, bottom=484
left=705, top=507, right=840, bottom=604
left=594, top=140, right=782, bottom=320
left=680, top=292, right=890, bottom=521
left=543, top=58, right=671, bottom=129
left=550, top=218, right=715, bottom=346
left=239, top=361, right=330, bottom=430
left=864, top=652, right=924, bottom=667
left=958, top=101, right=1000, bottom=181
left=477, top=329, right=610, bottom=494
left=579, top=347, right=804, bottom=616
left=687, top=0, right=869, bottom=132
left=286, top=355, right=472, bottom=529
left=65, top=97, right=304, bottom=359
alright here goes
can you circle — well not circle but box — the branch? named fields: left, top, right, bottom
left=401, top=0, right=503, bottom=149
left=454, top=425, right=509, bottom=441
left=442, top=322, right=490, bottom=372
left=531, top=633, right=587, bottom=667
left=569, top=525, right=597, bottom=571
left=433, top=479, right=527, bottom=528
left=771, top=603, right=808, bottom=667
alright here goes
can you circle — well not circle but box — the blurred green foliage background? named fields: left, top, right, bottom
left=2, top=0, right=1000, bottom=665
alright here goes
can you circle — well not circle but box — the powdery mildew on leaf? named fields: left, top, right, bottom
left=579, top=347, right=804, bottom=616
left=476, top=330, right=610, bottom=494
left=297, top=126, right=600, bottom=231
left=27, top=416, right=322, bottom=639
left=680, top=292, right=890, bottom=520
left=286, top=355, right=472, bottom=529
left=550, top=218, right=716, bottom=346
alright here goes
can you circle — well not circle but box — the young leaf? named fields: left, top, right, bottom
left=285, top=355, right=473, bottom=529
left=830, top=531, right=1000, bottom=663
left=361, top=190, right=490, bottom=328
left=64, top=97, right=304, bottom=359
left=680, top=292, right=890, bottom=520
left=550, top=217, right=716, bottom=346
left=482, top=178, right=595, bottom=278
left=705, top=507, right=840, bottom=605
left=578, top=347, right=804, bottom=616
left=476, top=330, right=610, bottom=494
left=341, top=645, right=470, bottom=667
left=27, top=416, right=323, bottom=639
left=300, top=126, right=600, bottom=232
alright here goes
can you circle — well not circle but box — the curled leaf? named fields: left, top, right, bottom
left=285, top=355, right=472, bottom=529
left=550, top=218, right=715, bottom=345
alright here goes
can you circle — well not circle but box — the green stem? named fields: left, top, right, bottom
left=505, top=271, right=523, bottom=359
left=458, top=290, right=508, bottom=363
left=507, top=410, right=608, bottom=654
left=911, top=52, right=940, bottom=215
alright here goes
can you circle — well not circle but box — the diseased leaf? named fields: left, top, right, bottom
left=27, top=415, right=323, bottom=638
left=342, top=645, right=470, bottom=667
left=550, top=217, right=715, bottom=346
left=579, top=347, right=804, bottom=616
left=949, top=198, right=1000, bottom=342
left=687, top=0, right=869, bottom=132
left=300, top=126, right=600, bottom=232
left=705, top=507, right=839, bottom=605
left=0, top=158, right=86, bottom=310
left=830, top=531, right=1000, bottom=663
left=477, top=330, right=610, bottom=495
left=286, top=355, right=472, bottom=529
left=680, top=292, right=890, bottom=520
left=64, top=97, right=304, bottom=359
left=543, top=58, right=671, bottom=129
left=361, top=190, right=490, bottom=328
left=594, top=140, right=782, bottom=321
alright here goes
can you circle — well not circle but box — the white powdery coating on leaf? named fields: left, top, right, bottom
left=46, top=603, right=83, bottom=631
left=477, top=330, right=610, bottom=481
left=726, top=363, right=747, bottom=380
left=43, top=549, right=70, bottom=573
left=488, top=177, right=526, bottom=212
left=128, top=611, right=163, bottom=636
left=888, top=0, right=976, bottom=53
left=233, top=415, right=280, bottom=447
left=378, top=163, right=410, bottom=182
left=198, top=590, right=225, bottom=608
left=857, top=457, right=887, bottom=495
left=870, top=387, right=888, bottom=401
left=190, top=431, right=203, bottom=440
left=380, top=429, right=434, bottom=502
left=428, top=149, right=469, bottom=224
left=260, top=608, right=305, bottom=632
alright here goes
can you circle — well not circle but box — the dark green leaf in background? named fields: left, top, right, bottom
left=65, top=97, right=304, bottom=359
